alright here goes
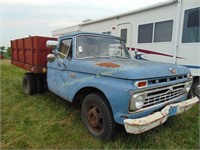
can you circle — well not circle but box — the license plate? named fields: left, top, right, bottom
left=169, top=106, right=178, bottom=116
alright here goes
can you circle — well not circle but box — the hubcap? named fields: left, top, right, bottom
left=87, top=106, right=103, bottom=132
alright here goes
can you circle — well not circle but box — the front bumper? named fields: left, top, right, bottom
left=124, top=96, right=199, bottom=134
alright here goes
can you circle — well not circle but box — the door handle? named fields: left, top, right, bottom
left=69, top=72, right=76, bottom=78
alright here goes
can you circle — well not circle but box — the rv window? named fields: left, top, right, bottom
left=58, top=39, right=72, bottom=59
left=138, top=23, right=153, bottom=43
left=120, top=29, right=127, bottom=43
left=154, top=20, right=173, bottom=42
left=102, top=31, right=111, bottom=35
left=182, top=7, right=200, bottom=43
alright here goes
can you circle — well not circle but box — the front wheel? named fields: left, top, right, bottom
left=82, top=93, right=116, bottom=141
left=191, top=81, right=200, bottom=98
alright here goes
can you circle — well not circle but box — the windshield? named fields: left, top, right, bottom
left=76, top=35, right=130, bottom=59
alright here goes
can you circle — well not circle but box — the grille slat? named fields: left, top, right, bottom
left=143, top=85, right=185, bottom=108
left=148, top=75, right=188, bottom=85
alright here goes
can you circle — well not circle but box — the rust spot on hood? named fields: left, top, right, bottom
left=96, top=62, right=120, bottom=68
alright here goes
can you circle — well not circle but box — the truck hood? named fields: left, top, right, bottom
left=70, top=58, right=190, bottom=80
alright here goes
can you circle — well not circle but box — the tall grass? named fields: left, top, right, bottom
left=0, top=59, right=199, bottom=149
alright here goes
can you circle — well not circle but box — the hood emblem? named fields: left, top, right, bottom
left=169, top=68, right=176, bottom=74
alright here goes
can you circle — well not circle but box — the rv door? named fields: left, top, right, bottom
left=117, top=23, right=133, bottom=57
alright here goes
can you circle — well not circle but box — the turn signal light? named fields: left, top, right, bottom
left=135, top=81, right=148, bottom=88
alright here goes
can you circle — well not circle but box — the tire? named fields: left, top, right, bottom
left=191, top=81, right=200, bottom=98
left=22, top=73, right=37, bottom=95
left=82, top=93, right=115, bottom=141
left=35, top=74, right=45, bottom=93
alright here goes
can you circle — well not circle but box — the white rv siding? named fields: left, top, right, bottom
left=81, top=18, right=118, bottom=36
left=176, top=0, right=200, bottom=76
left=128, top=4, right=177, bottom=63
left=78, top=3, right=177, bottom=63
left=52, top=25, right=80, bottom=37
left=52, top=0, right=199, bottom=77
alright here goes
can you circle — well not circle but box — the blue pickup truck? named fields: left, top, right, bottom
left=13, top=32, right=199, bottom=140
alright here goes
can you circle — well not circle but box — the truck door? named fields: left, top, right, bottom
left=47, top=38, right=73, bottom=100
left=117, top=23, right=133, bottom=56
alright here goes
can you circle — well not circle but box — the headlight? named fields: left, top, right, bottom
left=187, top=73, right=193, bottom=80
left=184, top=82, right=192, bottom=93
left=135, top=95, right=144, bottom=109
left=130, top=93, right=147, bottom=111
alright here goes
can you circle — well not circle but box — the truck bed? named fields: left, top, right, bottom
left=11, top=36, right=57, bottom=73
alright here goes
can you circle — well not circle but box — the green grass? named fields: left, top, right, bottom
left=0, top=59, right=199, bottom=149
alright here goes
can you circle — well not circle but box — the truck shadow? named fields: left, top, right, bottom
left=40, top=90, right=182, bottom=142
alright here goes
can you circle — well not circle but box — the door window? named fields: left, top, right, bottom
left=58, top=39, right=72, bottom=59
left=120, top=29, right=127, bottom=43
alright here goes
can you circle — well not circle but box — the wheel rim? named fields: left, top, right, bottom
left=87, top=105, right=103, bottom=133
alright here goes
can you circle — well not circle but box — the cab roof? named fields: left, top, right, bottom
left=59, top=31, right=123, bottom=41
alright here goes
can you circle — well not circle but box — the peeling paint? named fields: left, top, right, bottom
left=124, top=97, right=199, bottom=134
left=96, top=62, right=120, bottom=68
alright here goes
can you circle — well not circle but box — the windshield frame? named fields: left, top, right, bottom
left=75, top=34, right=130, bottom=59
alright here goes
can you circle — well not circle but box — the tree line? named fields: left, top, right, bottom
left=0, top=46, right=11, bottom=59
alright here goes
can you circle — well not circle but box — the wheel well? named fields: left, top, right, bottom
left=72, top=87, right=111, bottom=109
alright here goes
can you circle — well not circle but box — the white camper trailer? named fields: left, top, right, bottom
left=52, top=0, right=200, bottom=97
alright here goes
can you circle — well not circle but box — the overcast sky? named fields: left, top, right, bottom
left=1, top=0, right=168, bottom=47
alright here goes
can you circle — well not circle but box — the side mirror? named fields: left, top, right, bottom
left=47, top=54, right=55, bottom=62
left=46, top=40, right=58, bottom=49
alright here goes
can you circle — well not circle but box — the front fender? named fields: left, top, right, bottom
left=67, top=75, right=134, bottom=124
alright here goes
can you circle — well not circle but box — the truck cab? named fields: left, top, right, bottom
left=45, top=32, right=199, bottom=140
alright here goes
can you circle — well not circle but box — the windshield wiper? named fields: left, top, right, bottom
left=109, top=56, right=129, bottom=59
left=93, top=56, right=110, bottom=58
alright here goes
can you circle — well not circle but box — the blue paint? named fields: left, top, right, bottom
left=69, top=58, right=190, bottom=80
left=135, top=54, right=148, bottom=61
left=168, top=106, right=178, bottom=116
left=182, top=65, right=200, bottom=69
left=47, top=32, right=192, bottom=125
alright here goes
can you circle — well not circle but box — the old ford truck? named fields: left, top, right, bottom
left=11, top=32, right=199, bottom=140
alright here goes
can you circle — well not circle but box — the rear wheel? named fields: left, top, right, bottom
left=22, top=73, right=37, bottom=95
left=82, top=93, right=115, bottom=141
left=35, top=74, right=45, bottom=93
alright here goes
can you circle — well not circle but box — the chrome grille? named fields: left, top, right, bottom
left=148, top=75, right=187, bottom=85
left=143, top=83, right=185, bottom=108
